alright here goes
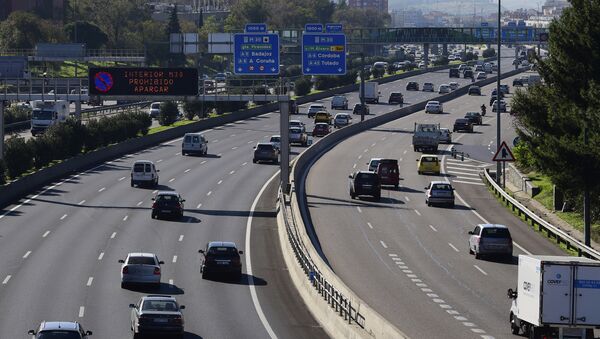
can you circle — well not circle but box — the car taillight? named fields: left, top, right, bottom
left=154, top=267, right=161, bottom=275
left=172, top=316, right=183, bottom=324
left=232, top=257, right=241, bottom=265
left=122, top=266, right=128, bottom=274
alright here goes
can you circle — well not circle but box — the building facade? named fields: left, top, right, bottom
left=0, top=0, right=65, bottom=20
left=348, top=0, right=388, bottom=13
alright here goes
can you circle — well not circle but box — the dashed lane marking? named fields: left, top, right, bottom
left=429, top=225, right=438, bottom=232
left=60, top=214, right=68, bottom=220
left=123, top=215, right=128, bottom=221
left=474, top=265, right=488, bottom=276
left=367, top=222, right=373, bottom=229
left=42, top=231, right=50, bottom=238
left=179, top=235, right=184, bottom=242
left=185, top=169, right=191, bottom=173
left=23, top=251, right=31, bottom=259
left=448, top=243, right=460, bottom=252
left=87, top=277, right=93, bottom=286
left=78, top=200, right=86, bottom=205
left=172, top=256, right=178, bottom=263
left=79, top=306, right=85, bottom=318
left=356, top=207, right=362, bottom=213
left=414, top=209, right=421, bottom=216
left=3, top=275, right=12, bottom=284
left=98, top=252, right=104, bottom=260
left=110, top=232, right=117, bottom=239
left=380, top=241, right=388, bottom=249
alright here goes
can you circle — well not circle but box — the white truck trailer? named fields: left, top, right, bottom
left=360, top=81, right=380, bottom=104
left=412, top=123, right=440, bottom=153
left=31, top=100, right=69, bottom=136
left=508, top=255, right=600, bottom=339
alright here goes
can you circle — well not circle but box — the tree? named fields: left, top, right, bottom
left=64, top=21, right=108, bottom=49
left=0, top=11, right=45, bottom=49
left=158, top=101, right=180, bottom=126
left=482, top=48, right=496, bottom=58
left=332, top=8, right=390, bottom=29
left=511, top=0, right=600, bottom=222
left=165, top=5, right=181, bottom=37
left=225, top=0, right=271, bottom=30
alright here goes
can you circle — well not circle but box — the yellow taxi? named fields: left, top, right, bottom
left=314, top=111, right=332, bottom=124
left=417, top=154, right=440, bottom=175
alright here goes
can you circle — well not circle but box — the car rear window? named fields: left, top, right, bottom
left=208, top=246, right=238, bottom=257
left=142, top=300, right=178, bottom=311
left=157, top=194, right=178, bottom=203
left=128, top=257, right=156, bottom=265
left=355, top=173, right=378, bottom=183
left=256, top=144, right=273, bottom=151
left=432, top=183, right=452, bottom=191
left=481, top=228, right=511, bottom=238
left=133, top=164, right=145, bottom=172
left=456, top=119, right=468, bottom=124
left=422, top=157, right=438, bottom=163
left=38, top=332, right=82, bottom=339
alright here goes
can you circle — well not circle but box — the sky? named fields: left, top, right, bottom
left=388, top=0, right=544, bottom=11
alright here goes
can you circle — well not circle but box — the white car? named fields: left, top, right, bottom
left=289, top=127, right=308, bottom=146
left=308, top=104, right=326, bottom=118
left=438, top=84, right=451, bottom=94
left=438, top=128, right=452, bottom=143
left=367, top=158, right=383, bottom=172
left=425, top=100, right=443, bottom=114
left=422, top=82, right=434, bottom=92
left=449, top=82, right=459, bottom=90
left=148, top=102, right=161, bottom=118
left=289, top=119, right=306, bottom=133
left=130, top=160, right=159, bottom=187
left=476, top=72, right=487, bottom=80
left=492, top=100, right=507, bottom=112
left=333, top=113, right=351, bottom=128
left=119, top=252, right=164, bottom=288
left=425, top=181, right=455, bottom=207
left=269, top=135, right=281, bottom=150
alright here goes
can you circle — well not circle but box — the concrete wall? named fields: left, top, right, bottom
left=505, top=162, right=540, bottom=197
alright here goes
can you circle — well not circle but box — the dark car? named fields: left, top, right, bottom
left=388, top=92, right=404, bottom=105
left=499, top=84, right=510, bottom=95
left=352, top=103, right=370, bottom=115
left=449, top=68, right=460, bottom=78
left=349, top=171, right=381, bottom=201
left=29, top=322, right=92, bottom=339
left=312, top=122, right=331, bottom=137
left=199, top=241, right=243, bottom=279
left=453, top=118, right=474, bottom=133
left=375, top=159, right=399, bottom=189
left=512, top=78, right=523, bottom=87
left=468, top=86, right=481, bottom=95
left=151, top=191, right=185, bottom=219
left=406, top=81, right=419, bottom=91
left=289, top=99, right=299, bottom=114
left=253, top=142, right=279, bottom=164
left=464, top=112, right=482, bottom=125
left=463, top=69, right=474, bottom=78
left=129, top=295, right=185, bottom=338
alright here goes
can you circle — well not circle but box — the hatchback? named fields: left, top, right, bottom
left=468, top=224, right=513, bottom=259
left=491, top=100, right=507, bottom=112
left=308, top=104, right=326, bottom=118
left=467, top=86, right=481, bottom=96
left=289, top=127, right=308, bottom=146
left=352, top=103, right=370, bottom=115
left=333, top=113, right=351, bottom=128
left=453, top=118, right=473, bottom=133
left=29, top=322, right=92, bottom=339
left=406, top=81, right=419, bottom=91
left=253, top=142, right=279, bottom=163
left=463, top=69, right=474, bottom=78
left=425, top=181, right=455, bottom=207
left=425, top=101, right=443, bottom=114
left=438, top=84, right=451, bottom=94
left=119, top=253, right=164, bottom=288
left=148, top=102, right=161, bottom=118
left=388, top=92, right=404, bottom=105
left=449, top=68, right=460, bottom=78
left=449, top=82, right=459, bottom=90
left=151, top=192, right=185, bottom=219
left=131, top=160, right=159, bottom=187
left=312, top=123, right=331, bottom=137
left=464, top=112, right=482, bottom=125
left=181, top=132, right=208, bottom=156
left=476, top=72, right=487, bottom=80
left=349, top=171, right=381, bottom=200
left=416, top=155, right=440, bottom=175
left=422, top=82, right=434, bottom=92
left=199, top=241, right=243, bottom=279
left=314, top=111, right=332, bottom=124
left=129, top=295, right=185, bottom=338
left=438, top=128, right=452, bottom=144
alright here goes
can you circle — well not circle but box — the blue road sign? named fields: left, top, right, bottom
left=325, top=23, right=343, bottom=33
left=305, top=24, right=323, bottom=33
left=245, top=23, right=267, bottom=33
left=302, top=33, right=346, bottom=75
left=234, top=33, right=280, bottom=75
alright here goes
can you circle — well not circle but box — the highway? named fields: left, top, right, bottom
left=0, top=47, right=522, bottom=338
left=304, top=69, right=567, bottom=338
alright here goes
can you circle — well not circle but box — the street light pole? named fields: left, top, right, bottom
left=496, top=0, right=502, bottom=185
left=584, top=125, right=591, bottom=246
left=360, top=52, right=366, bottom=122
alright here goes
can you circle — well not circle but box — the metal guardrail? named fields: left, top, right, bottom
left=482, top=169, right=600, bottom=260
left=279, top=189, right=366, bottom=327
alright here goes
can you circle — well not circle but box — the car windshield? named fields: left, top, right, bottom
left=207, top=246, right=239, bottom=257
left=32, top=110, right=54, bottom=120
left=142, top=300, right=178, bottom=311
left=431, top=183, right=452, bottom=191
left=128, top=257, right=156, bottom=265
left=482, top=228, right=511, bottom=238
left=355, top=173, right=377, bottom=183
left=37, top=331, right=82, bottom=339
left=151, top=103, right=160, bottom=109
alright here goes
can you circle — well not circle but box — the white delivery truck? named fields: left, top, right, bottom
left=508, top=255, right=600, bottom=339
left=412, top=123, right=440, bottom=153
left=30, top=100, right=69, bottom=136
left=360, top=81, right=380, bottom=104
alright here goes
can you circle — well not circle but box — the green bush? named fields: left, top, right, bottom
left=4, top=136, right=34, bottom=178
left=29, top=136, right=56, bottom=169
left=0, top=159, right=6, bottom=185
left=433, top=56, right=449, bottom=66
left=294, top=77, right=312, bottom=96
left=513, top=142, right=537, bottom=172
left=158, top=101, right=179, bottom=126
left=482, top=48, right=496, bottom=58
left=337, top=69, right=359, bottom=86
left=4, top=106, right=30, bottom=125
left=314, top=76, right=337, bottom=90
left=371, top=68, right=384, bottom=78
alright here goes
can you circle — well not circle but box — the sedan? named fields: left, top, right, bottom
left=453, top=118, right=474, bottom=133
left=130, top=295, right=185, bottom=338
left=406, top=81, right=419, bottom=91
left=491, top=100, right=507, bottom=112
left=449, top=82, right=459, bottom=90
left=199, top=241, right=243, bottom=279
left=468, top=86, right=481, bottom=95
left=476, top=72, right=487, bottom=80
left=464, top=112, right=482, bottom=125
left=334, top=113, right=351, bottom=128
left=388, top=92, right=404, bottom=105
left=151, top=191, right=185, bottom=219
left=425, top=181, right=455, bottom=207
left=425, top=101, right=443, bottom=114
left=313, top=123, right=331, bottom=137
left=119, top=252, right=164, bottom=288
left=29, top=322, right=92, bottom=339
left=352, top=103, right=370, bottom=115
left=422, top=82, right=434, bottom=92
left=438, top=84, right=451, bottom=94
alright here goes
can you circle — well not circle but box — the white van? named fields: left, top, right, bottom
left=182, top=132, right=208, bottom=155
left=483, top=63, right=492, bottom=73
left=131, top=160, right=159, bottom=187
left=149, top=102, right=161, bottom=118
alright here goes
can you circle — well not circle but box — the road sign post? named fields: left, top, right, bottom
left=493, top=141, right=515, bottom=188
left=234, top=24, right=280, bottom=76
left=302, top=24, right=346, bottom=76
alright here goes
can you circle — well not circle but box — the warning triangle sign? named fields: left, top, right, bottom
left=493, top=141, right=515, bottom=162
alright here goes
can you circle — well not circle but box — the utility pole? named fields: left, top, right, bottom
left=279, top=96, right=290, bottom=193
left=496, top=0, right=502, bottom=185
left=0, top=102, right=4, bottom=161
left=360, top=52, right=366, bottom=122
left=584, top=125, right=591, bottom=246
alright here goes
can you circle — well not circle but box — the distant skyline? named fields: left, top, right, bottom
left=388, top=0, right=545, bottom=11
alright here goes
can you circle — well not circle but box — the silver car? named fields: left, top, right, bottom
left=119, top=253, right=164, bottom=288
left=438, top=128, right=452, bottom=144
left=425, top=181, right=455, bottom=207
left=468, top=224, right=513, bottom=259
left=130, top=295, right=185, bottom=338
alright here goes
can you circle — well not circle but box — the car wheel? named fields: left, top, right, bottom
left=121, top=281, right=126, bottom=288
left=252, top=159, right=257, bottom=163
left=511, top=314, right=520, bottom=335
left=469, top=246, right=474, bottom=255
left=130, top=180, right=134, bottom=187
left=427, top=200, right=431, bottom=206
left=182, top=151, right=186, bottom=156
left=475, top=252, right=481, bottom=259
left=202, top=270, right=208, bottom=279
left=417, top=171, right=421, bottom=175
left=350, top=193, right=356, bottom=199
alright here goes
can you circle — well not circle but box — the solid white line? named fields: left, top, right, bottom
left=474, top=265, right=488, bottom=276
left=429, top=225, right=438, bottom=232
left=169, top=178, right=175, bottom=183
left=164, top=137, right=184, bottom=144
left=137, top=201, right=144, bottom=206
left=178, top=235, right=184, bottom=242
left=367, top=222, right=373, bottom=229
left=23, top=251, right=31, bottom=259
left=123, top=215, right=128, bottom=221
left=452, top=180, right=486, bottom=186
left=87, top=277, right=93, bottom=286
left=245, top=171, right=279, bottom=339
left=448, top=243, right=460, bottom=252
left=185, top=169, right=191, bottom=173
left=79, top=306, right=85, bottom=317
left=42, top=231, right=50, bottom=238
left=172, top=255, right=178, bottom=263
left=110, top=232, right=117, bottom=239
left=2, top=276, right=11, bottom=284
left=380, top=241, right=388, bottom=249
left=356, top=206, right=362, bottom=213
left=60, top=214, right=68, bottom=220
left=218, top=180, right=223, bottom=185
left=414, top=209, right=421, bottom=216
left=118, top=176, right=126, bottom=181
left=78, top=200, right=86, bottom=205
left=98, top=252, right=104, bottom=260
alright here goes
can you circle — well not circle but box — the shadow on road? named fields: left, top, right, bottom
left=203, top=273, right=268, bottom=286
left=123, top=282, right=185, bottom=295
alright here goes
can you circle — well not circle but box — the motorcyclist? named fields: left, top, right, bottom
left=481, top=104, right=487, bottom=116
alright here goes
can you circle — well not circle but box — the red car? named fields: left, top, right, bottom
left=312, top=123, right=331, bottom=137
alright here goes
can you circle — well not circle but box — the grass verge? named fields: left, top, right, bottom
left=148, top=119, right=198, bottom=135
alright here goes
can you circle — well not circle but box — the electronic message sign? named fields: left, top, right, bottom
left=88, top=68, right=198, bottom=96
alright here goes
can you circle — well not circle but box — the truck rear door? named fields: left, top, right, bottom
left=542, top=264, right=573, bottom=325
left=574, top=265, right=600, bottom=326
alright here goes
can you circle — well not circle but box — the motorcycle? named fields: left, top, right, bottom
left=481, top=105, right=487, bottom=116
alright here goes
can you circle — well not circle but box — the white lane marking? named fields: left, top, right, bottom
left=414, top=209, right=421, bottom=216
left=242, top=162, right=248, bottom=166
left=403, top=270, right=413, bottom=274
left=447, top=310, right=460, bottom=315
left=169, top=178, right=175, bottom=183
left=421, top=288, right=432, bottom=292
left=232, top=146, right=238, bottom=150
left=356, top=206, right=362, bottom=213
left=380, top=241, right=388, bottom=249
left=98, top=252, right=104, bottom=260
left=398, top=266, right=409, bottom=269
left=123, top=215, right=128, bottom=221
left=445, top=161, right=489, bottom=168
left=405, top=196, right=410, bottom=202
left=218, top=180, right=223, bottom=185
left=399, top=158, right=403, bottom=162
left=429, top=225, right=438, bottom=232
left=169, top=279, right=174, bottom=285
left=407, top=274, right=418, bottom=278
left=388, top=253, right=398, bottom=257
left=371, top=143, right=376, bottom=147
left=207, top=191, right=212, bottom=196
left=446, top=166, right=482, bottom=172
left=172, top=255, right=178, bottom=263
left=78, top=200, right=86, bottom=205
left=79, top=306, right=85, bottom=317
left=363, top=149, right=368, bottom=153
left=440, top=304, right=452, bottom=309
left=353, top=163, right=357, bottom=169
left=452, top=180, right=486, bottom=186
left=446, top=170, right=480, bottom=176
left=119, top=176, right=126, bottom=181
left=463, top=322, right=476, bottom=327
left=403, top=150, right=407, bottom=154
left=23, top=251, right=31, bottom=259
left=455, top=176, right=483, bottom=181
left=60, top=214, right=68, bottom=220
left=137, top=201, right=143, bottom=206
left=87, top=277, right=94, bottom=286
left=156, top=159, right=163, bottom=163
left=433, top=298, right=446, bottom=303
left=42, top=231, right=50, bottom=238
left=411, top=278, right=422, bottom=283
left=455, top=316, right=468, bottom=321
left=175, top=152, right=181, bottom=155
left=153, top=190, right=158, bottom=194
left=217, top=153, right=222, bottom=157
left=110, top=232, right=117, bottom=239
left=367, top=222, right=373, bottom=229
left=358, top=155, right=363, bottom=160
left=427, top=293, right=439, bottom=298
left=184, top=169, right=191, bottom=173
left=230, top=170, right=235, bottom=175
left=201, top=160, right=207, bottom=165
left=248, top=140, right=254, bottom=144
left=472, top=329, right=486, bottom=333
left=196, top=203, right=202, bottom=209
left=245, top=171, right=280, bottom=339
left=448, top=243, right=460, bottom=252
left=164, top=137, right=184, bottom=144
left=3, top=275, right=12, bottom=284
left=474, top=265, right=488, bottom=276
left=178, top=235, right=184, bottom=242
